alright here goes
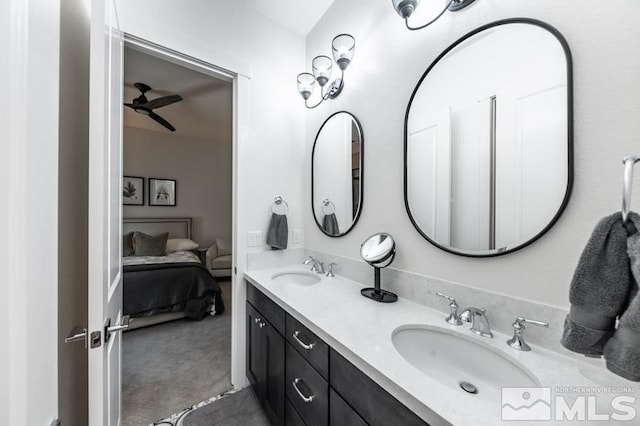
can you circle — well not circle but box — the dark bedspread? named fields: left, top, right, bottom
left=123, top=261, right=224, bottom=320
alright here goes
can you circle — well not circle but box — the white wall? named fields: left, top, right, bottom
left=123, top=126, right=232, bottom=247
left=304, top=0, right=640, bottom=308
left=115, top=0, right=307, bottom=387
left=115, top=0, right=306, bottom=252
left=1, top=0, right=61, bottom=424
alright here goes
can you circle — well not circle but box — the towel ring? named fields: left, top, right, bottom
left=622, top=156, right=640, bottom=222
left=272, top=196, right=289, bottom=214
left=322, top=199, right=336, bottom=215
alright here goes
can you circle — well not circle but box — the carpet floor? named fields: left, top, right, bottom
left=122, top=279, right=233, bottom=426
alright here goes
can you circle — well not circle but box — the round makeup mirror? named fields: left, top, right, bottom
left=360, top=233, right=395, bottom=266
left=360, top=233, right=397, bottom=303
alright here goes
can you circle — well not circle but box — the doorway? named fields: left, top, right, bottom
left=121, top=36, right=236, bottom=424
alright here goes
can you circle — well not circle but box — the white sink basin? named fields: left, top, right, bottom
left=271, top=271, right=321, bottom=286
left=392, top=325, right=539, bottom=402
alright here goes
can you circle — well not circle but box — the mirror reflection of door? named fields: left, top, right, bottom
left=312, top=111, right=364, bottom=237
left=406, top=20, right=572, bottom=256
left=351, top=120, right=361, bottom=220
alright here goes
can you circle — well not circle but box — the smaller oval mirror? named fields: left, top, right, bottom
left=360, top=233, right=398, bottom=303
left=312, top=111, right=363, bottom=237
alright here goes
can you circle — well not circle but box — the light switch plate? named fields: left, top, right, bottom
left=248, top=231, right=263, bottom=247
left=292, top=229, right=301, bottom=244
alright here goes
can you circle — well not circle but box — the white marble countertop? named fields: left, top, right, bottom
left=244, top=265, right=639, bottom=426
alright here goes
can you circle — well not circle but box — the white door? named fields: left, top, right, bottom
left=87, top=0, right=125, bottom=425
left=407, top=108, right=451, bottom=245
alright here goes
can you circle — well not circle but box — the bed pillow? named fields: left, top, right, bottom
left=133, top=231, right=169, bottom=256
left=123, top=232, right=134, bottom=257
left=166, top=238, right=199, bottom=253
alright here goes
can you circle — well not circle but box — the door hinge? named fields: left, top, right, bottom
left=234, top=266, right=237, bottom=275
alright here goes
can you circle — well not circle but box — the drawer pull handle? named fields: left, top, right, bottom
left=293, top=330, right=316, bottom=350
left=292, top=378, right=315, bottom=403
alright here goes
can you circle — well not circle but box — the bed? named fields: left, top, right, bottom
left=123, top=217, right=224, bottom=330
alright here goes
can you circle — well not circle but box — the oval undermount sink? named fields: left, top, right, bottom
left=271, top=271, right=321, bottom=286
left=392, top=325, right=539, bottom=402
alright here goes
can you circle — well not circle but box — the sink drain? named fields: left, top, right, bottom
left=459, top=381, right=478, bottom=394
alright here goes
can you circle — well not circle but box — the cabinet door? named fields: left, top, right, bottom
left=330, top=349, right=428, bottom=426
left=246, top=302, right=264, bottom=398
left=262, top=317, right=286, bottom=426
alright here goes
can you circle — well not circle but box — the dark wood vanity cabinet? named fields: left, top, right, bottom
left=330, top=350, right=427, bottom=426
left=246, top=295, right=286, bottom=426
left=246, top=282, right=429, bottom=426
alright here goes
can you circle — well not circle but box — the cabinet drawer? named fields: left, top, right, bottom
left=329, top=388, right=367, bottom=426
left=286, top=314, right=329, bottom=380
left=285, top=399, right=306, bottom=426
left=247, top=282, right=285, bottom=335
left=286, top=343, right=328, bottom=426
left=330, top=349, right=428, bottom=426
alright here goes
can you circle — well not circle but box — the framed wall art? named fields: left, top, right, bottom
left=149, top=178, right=177, bottom=206
left=123, top=176, right=144, bottom=205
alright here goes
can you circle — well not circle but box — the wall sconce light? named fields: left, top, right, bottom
left=297, top=34, right=355, bottom=109
left=391, top=0, right=476, bottom=30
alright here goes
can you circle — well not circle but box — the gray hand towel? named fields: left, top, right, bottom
left=322, top=213, right=340, bottom=236
left=561, top=212, right=635, bottom=356
left=603, top=212, right=640, bottom=381
left=266, top=213, right=288, bottom=250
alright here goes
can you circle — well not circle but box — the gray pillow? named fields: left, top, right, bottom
left=133, top=231, right=168, bottom=256
left=123, top=232, right=134, bottom=257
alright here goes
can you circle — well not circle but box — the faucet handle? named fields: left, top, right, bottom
left=515, top=317, right=549, bottom=328
left=326, top=263, right=337, bottom=277
left=507, top=317, right=549, bottom=351
left=435, top=292, right=462, bottom=326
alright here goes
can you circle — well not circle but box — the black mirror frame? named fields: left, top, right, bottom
left=403, top=18, right=574, bottom=257
left=312, top=111, right=364, bottom=238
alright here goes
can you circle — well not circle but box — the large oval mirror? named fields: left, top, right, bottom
left=405, top=19, right=573, bottom=257
left=312, top=111, right=363, bottom=237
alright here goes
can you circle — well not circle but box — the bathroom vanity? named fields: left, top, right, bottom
left=245, top=265, right=638, bottom=426
left=246, top=281, right=425, bottom=426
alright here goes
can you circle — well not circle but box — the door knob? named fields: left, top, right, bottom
left=64, top=326, right=88, bottom=349
left=104, top=315, right=130, bottom=343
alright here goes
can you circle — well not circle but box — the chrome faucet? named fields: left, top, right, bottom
left=506, top=317, right=549, bottom=351
left=435, top=292, right=462, bottom=325
left=304, top=256, right=325, bottom=274
left=326, top=262, right=337, bottom=277
left=459, top=307, right=493, bottom=338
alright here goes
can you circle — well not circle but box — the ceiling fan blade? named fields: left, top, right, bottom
left=149, top=111, right=176, bottom=132
left=147, top=94, right=183, bottom=110
left=123, top=103, right=136, bottom=109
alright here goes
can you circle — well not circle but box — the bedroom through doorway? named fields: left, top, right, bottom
left=120, top=42, right=234, bottom=425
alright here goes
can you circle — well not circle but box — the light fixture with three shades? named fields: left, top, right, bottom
left=297, top=34, right=355, bottom=109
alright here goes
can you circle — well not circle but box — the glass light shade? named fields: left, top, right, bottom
left=392, top=0, right=420, bottom=18
left=391, top=0, right=420, bottom=19
left=332, top=34, right=355, bottom=71
left=297, top=73, right=316, bottom=100
left=312, top=55, right=333, bottom=87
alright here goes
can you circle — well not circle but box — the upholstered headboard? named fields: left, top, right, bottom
left=123, top=217, right=193, bottom=240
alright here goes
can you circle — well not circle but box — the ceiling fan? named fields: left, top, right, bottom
left=124, top=82, right=183, bottom=131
